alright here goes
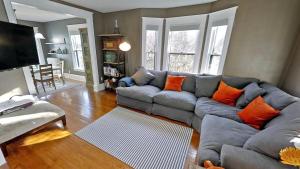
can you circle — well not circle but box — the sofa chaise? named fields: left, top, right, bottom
left=116, top=69, right=299, bottom=169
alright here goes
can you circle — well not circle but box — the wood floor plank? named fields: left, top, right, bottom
left=4, top=85, right=200, bottom=169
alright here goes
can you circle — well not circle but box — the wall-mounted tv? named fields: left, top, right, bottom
left=0, top=21, right=39, bottom=71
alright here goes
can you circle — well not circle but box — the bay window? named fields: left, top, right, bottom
left=141, top=7, right=237, bottom=74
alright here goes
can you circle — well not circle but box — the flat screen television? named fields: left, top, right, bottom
left=0, top=21, right=39, bottom=71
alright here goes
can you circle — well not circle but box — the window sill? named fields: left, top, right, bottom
left=73, top=69, right=85, bottom=72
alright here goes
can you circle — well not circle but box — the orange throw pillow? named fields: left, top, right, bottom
left=238, top=96, right=280, bottom=129
left=164, top=75, right=186, bottom=92
left=212, top=81, right=244, bottom=106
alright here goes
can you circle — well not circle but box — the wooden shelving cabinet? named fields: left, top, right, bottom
left=98, top=34, right=126, bottom=90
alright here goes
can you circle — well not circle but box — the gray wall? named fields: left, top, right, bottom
left=281, top=30, right=300, bottom=97
left=17, top=19, right=48, bottom=58
left=0, top=0, right=29, bottom=101
left=212, top=0, right=300, bottom=85
left=101, top=0, right=300, bottom=85
left=103, top=9, right=141, bottom=75
left=44, top=18, right=86, bottom=76
left=93, top=12, right=104, bottom=83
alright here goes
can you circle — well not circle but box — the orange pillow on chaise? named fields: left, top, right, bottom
left=164, top=75, right=186, bottom=92
left=212, top=81, right=244, bottom=106
left=238, top=96, right=280, bottom=129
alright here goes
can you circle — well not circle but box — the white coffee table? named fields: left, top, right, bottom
left=0, top=101, right=66, bottom=156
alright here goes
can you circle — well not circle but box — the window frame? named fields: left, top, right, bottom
left=67, top=24, right=87, bottom=72
left=70, top=34, right=85, bottom=72
left=162, top=15, right=207, bottom=73
left=200, top=7, right=238, bottom=75
left=141, top=17, right=164, bottom=71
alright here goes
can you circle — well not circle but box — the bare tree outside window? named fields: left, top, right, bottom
left=167, top=30, right=199, bottom=73
left=145, top=30, right=157, bottom=70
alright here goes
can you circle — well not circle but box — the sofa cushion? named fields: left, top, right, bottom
left=236, top=82, right=265, bottom=108
left=168, top=71, right=196, bottom=93
left=260, top=83, right=279, bottom=93
left=222, top=76, right=259, bottom=89
left=265, top=102, right=300, bottom=128
left=131, top=68, right=155, bottom=85
left=244, top=118, right=300, bottom=160
left=238, top=96, right=280, bottom=129
left=116, top=85, right=160, bottom=103
left=195, top=97, right=242, bottom=122
left=153, top=91, right=197, bottom=111
left=260, top=83, right=298, bottom=110
left=164, top=75, right=186, bottom=92
left=198, top=115, right=258, bottom=165
left=221, top=145, right=296, bottom=169
left=195, top=75, right=221, bottom=98
left=212, top=81, right=244, bottom=106
left=148, top=70, right=167, bottom=89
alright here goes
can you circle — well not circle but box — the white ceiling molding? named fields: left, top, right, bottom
left=61, top=0, right=217, bottom=13
left=11, top=2, right=76, bottom=22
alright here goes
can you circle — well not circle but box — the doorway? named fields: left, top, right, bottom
left=3, top=0, right=102, bottom=95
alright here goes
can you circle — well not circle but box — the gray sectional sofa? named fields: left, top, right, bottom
left=116, top=70, right=300, bottom=169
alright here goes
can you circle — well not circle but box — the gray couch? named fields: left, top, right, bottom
left=116, top=70, right=299, bottom=169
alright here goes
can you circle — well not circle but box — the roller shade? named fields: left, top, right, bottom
left=212, top=19, right=228, bottom=27
left=169, top=24, right=200, bottom=31
left=146, top=25, right=159, bottom=31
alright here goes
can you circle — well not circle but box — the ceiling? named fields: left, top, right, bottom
left=61, top=0, right=217, bottom=13
left=12, top=2, right=76, bottom=22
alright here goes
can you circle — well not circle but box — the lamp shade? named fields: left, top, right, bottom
left=35, top=33, right=45, bottom=39
left=119, top=38, right=131, bottom=52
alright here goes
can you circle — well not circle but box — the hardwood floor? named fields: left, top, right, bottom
left=4, top=85, right=200, bottom=169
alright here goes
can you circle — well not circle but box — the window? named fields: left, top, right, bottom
left=200, top=7, right=237, bottom=75
left=70, top=34, right=84, bottom=71
left=67, top=24, right=87, bottom=72
left=163, top=15, right=207, bottom=73
left=167, top=30, right=199, bottom=73
left=142, top=17, right=163, bottom=70
left=140, top=8, right=237, bottom=74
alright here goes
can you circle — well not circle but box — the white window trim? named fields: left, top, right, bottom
left=200, top=7, right=238, bottom=75
left=67, top=24, right=87, bottom=72
left=141, top=17, right=164, bottom=70
left=162, top=14, right=207, bottom=73
left=33, top=27, right=46, bottom=65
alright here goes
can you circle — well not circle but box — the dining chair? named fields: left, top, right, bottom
left=47, top=58, right=65, bottom=84
left=30, top=64, right=56, bottom=94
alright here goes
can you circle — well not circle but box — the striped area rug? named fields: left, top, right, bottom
left=76, top=107, right=193, bottom=169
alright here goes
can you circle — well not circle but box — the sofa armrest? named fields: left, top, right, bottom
left=118, top=77, right=135, bottom=87
left=221, top=145, right=296, bottom=169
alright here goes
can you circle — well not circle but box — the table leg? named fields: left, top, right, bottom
left=1, top=144, right=8, bottom=157
left=61, top=116, right=67, bottom=127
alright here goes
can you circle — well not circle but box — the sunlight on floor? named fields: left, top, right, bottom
left=0, top=112, right=58, bottom=125
left=18, top=129, right=72, bottom=146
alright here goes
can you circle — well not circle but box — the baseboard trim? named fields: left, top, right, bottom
left=64, top=73, right=86, bottom=82
left=94, top=83, right=105, bottom=92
